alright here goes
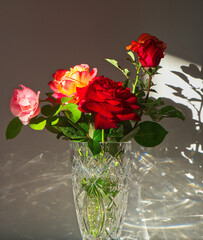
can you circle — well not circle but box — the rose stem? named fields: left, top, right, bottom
left=102, top=129, right=105, bottom=143
left=145, top=74, right=152, bottom=103
left=133, top=63, right=141, bottom=94
left=132, top=73, right=153, bottom=130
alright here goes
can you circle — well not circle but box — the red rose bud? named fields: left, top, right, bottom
left=126, top=33, right=167, bottom=67
left=77, top=76, right=140, bottom=129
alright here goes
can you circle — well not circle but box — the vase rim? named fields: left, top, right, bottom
left=70, top=141, right=132, bottom=144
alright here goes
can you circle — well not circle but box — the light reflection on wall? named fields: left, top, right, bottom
left=150, top=54, right=203, bottom=153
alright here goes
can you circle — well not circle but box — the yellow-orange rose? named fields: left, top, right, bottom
left=48, top=64, right=97, bottom=103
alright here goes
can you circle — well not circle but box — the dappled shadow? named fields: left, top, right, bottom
left=167, top=63, right=203, bottom=160
left=170, top=64, right=203, bottom=130
left=122, top=64, right=203, bottom=240
left=181, top=64, right=203, bottom=79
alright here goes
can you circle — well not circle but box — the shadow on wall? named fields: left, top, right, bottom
left=148, top=61, right=203, bottom=161
left=167, top=63, right=203, bottom=158
left=123, top=63, right=203, bottom=240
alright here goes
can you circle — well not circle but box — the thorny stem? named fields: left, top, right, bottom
left=133, top=73, right=153, bottom=129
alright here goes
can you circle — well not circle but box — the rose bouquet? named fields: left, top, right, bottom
left=6, top=33, right=185, bottom=239
left=6, top=33, right=184, bottom=155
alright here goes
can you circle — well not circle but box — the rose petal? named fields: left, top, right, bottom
left=95, top=114, right=118, bottom=129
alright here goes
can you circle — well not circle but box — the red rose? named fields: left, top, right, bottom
left=126, top=33, right=167, bottom=67
left=77, top=76, right=140, bottom=129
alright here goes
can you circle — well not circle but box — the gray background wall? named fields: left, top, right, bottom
left=0, top=1, right=202, bottom=239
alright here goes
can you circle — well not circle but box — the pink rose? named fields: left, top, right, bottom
left=10, top=85, right=40, bottom=125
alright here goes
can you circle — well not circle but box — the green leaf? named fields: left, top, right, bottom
left=47, top=116, right=59, bottom=125
left=58, top=116, right=70, bottom=125
left=148, top=112, right=163, bottom=121
left=106, top=58, right=130, bottom=79
left=147, top=97, right=164, bottom=107
left=138, top=78, right=145, bottom=90
left=105, top=58, right=119, bottom=69
left=88, top=139, right=101, bottom=156
left=81, top=177, right=87, bottom=188
left=93, top=129, right=102, bottom=142
left=108, top=143, right=120, bottom=157
left=127, top=51, right=135, bottom=61
left=121, top=126, right=140, bottom=142
left=45, top=125, right=61, bottom=134
left=71, top=138, right=86, bottom=142
left=145, top=78, right=154, bottom=88
left=134, top=121, right=168, bottom=147
left=123, top=79, right=129, bottom=88
left=77, top=128, right=87, bottom=138
left=6, top=117, right=23, bottom=139
left=59, top=126, right=86, bottom=139
left=88, top=122, right=95, bottom=139
left=29, top=117, right=47, bottom=130
left=145, top=67, right=159, bottom=76
left=41, top=104, right=62, bottom=117
left=109, top=125, right=123, bottom=138
left=78, top=122, right=89, bottom=133
left=41, top=105, right=53, bottom=116
left=58, top=126, right=77, bottom=138
left=145, top=98, right=165, bottom=121
left=52, top=104, right=62, bottom=116
left=122, top=120, right=133, bottom=135
left=158, top=105, right=185, bottom=120
left=64, top=103, right=81, bottom=123
left=124, top=68, right=130, bottom=77
left=61, top=96, right=74, bottom=104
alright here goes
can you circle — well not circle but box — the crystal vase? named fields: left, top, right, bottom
left=71, top=142, right=131, bottom=240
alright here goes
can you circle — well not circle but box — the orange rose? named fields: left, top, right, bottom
left=48, top=64, right=97, bottom=103
left=126, top=33, right=167, bottom=67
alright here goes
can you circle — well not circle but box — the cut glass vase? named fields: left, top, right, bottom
left=71, top=142, right=131, bottom=240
